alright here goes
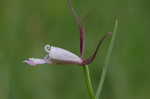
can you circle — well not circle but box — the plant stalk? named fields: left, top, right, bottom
left=82, top=65, right=96, bottom=99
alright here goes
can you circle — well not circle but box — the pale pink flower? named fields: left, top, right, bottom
left=24, top=0, right=112, bottom=66
left=24, top=44, right=83, bottom=66
left=24, top=31, right=110, bottom=66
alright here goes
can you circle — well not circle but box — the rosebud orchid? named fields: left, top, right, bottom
left=24, top=45, right=83, bottom=66
left=24, top=0, right=111, bottom=66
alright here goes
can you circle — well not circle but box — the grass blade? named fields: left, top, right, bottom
left=96, top=19, right=118, bottom=99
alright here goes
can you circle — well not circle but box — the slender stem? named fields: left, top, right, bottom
left=67, top=0, right=85, bottom=57
left=96, top=19, right=118, bottom=99
left=82, top=65, right=96, bottom=99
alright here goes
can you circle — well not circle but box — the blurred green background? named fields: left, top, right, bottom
left=0, top=0, right=149, bottom=99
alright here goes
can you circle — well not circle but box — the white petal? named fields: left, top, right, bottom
left=48, top=46, right=83, bottom=64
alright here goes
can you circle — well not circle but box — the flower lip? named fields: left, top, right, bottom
left=24, top=58, right=47, bottom=66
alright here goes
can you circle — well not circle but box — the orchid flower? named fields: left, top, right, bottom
left=24, top=0, right=111, bottom=67
left=24, top=1, right=114, bottom=99
left=24, top=45, right=83, bottom=66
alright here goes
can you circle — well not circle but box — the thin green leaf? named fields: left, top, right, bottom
left=96, top=19, right=118, bottom=99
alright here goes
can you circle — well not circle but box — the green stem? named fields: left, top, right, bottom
left=82, top=65, right=96, bottom=99
left=96, top=19, right=118, bottom=99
